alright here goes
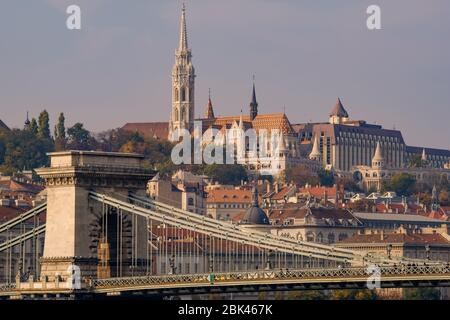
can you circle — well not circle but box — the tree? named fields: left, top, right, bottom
left=330, top=289, right=378, bottom=300
left=29, top=118, right=38, bottom=135
left=285, top=164, right=319, bottom=186
left=37, top=110, right=51, bottom=139
left=0, top=129, right=54, bottom=172
left=54, top=113, right=67, bottom=151
left=286, top=290, right=328, bottom=300
left=67, top=123, right=96, bottom=150
left=203, top=164, right=248, bottom=185
left=318, top=169, right=335, bottom=187
left=337, top=176, right=361, bottom=192
left=54, top=113, right=66, bottom=140
left=403, top=288, right=440, bottom=300
left=388, top=173, right=416, bottom=196
left=409, top=154, right=427, bottom=168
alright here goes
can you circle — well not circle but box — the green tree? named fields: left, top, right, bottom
left=29, top=118, right=38, bottom=135
left=409, top=154, right=427, bottom=168
left=318, top=169, right=335, bottom=187
left=54, top=113, right=66, bottom=140
left=67, top=123, right=95, bottom=150
left=54, top=113, right=67, bottom=151
left=403, top=288, right=440, bottom=300
left=37, top=110, right=51, bottom=139
left=388, top=173, right=416, bottom=196
left=203, top=164, right=248, bottom=185
left=0, top=129, right=54, bottom=172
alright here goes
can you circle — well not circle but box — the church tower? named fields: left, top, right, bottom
left=169, top=4, right=195, bottom=140
left=249, top=82, right=258, bottom=121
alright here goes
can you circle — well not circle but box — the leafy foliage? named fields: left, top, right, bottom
left=403, top=288, right=441, bottom=300
left=284, top=164, right=319, bottom=186
left=318, top=169, right=335, bottom=187
left=0, top=129, right=54, bottom=172
left=202, top=164, right=248, bottom=185
left=384, top=173, right=416, bottom=196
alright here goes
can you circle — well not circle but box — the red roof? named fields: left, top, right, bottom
left=122, top=122, right=169, bottom=140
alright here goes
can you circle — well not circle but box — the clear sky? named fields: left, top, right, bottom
left=0, top=0, right=449, bottom=149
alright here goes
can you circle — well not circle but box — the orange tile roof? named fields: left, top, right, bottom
left=298, top=186, right=337, bottom=199
left=271, top=186, right=296, bottom=201
left=206, top=189, right=254, bottom=204
left=209, top=113, right=295, bottom=135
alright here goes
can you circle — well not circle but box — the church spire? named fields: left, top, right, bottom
left=205, top=89, right=215, bottom=119
left=249, top=77, right=258, bottom=121
left=178, top=3, right=188, bottom=52
left=24, top=111, right=30, bottom=128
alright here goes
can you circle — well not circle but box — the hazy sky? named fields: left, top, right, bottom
left=0, top=1, right=449, bottom=149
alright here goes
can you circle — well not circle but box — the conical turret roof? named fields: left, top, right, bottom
left=330, top=98, right=349, bottom=118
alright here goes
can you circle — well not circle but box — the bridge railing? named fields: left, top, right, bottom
left=90, top=264, right=450, bottom=290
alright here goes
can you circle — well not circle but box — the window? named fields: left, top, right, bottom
left=328, top=233, right=335, bottom=244
left=181, top=87, right=186, bottom=102
left=188, top=198, right=194, bottom=206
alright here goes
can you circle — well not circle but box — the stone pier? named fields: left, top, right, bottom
left=35, top=151, right=155, bottom=283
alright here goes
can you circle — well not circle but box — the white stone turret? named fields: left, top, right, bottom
left=309, top=136, right=322, bottom=161
left=372, top=142, right=385, bottom=168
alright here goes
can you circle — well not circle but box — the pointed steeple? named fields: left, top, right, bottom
left=24, top=111, right=30, bottom=128
left=309, top=136, right=322, bottom=161
left=205, top=89, right=215, bottom=119
left=372, top=141, right=385, bottom=168
left=249, top=78, right=258, bottom=121
left=178, top=3, right=188, bottom=52
left=251, top=186, right=259, bottom=206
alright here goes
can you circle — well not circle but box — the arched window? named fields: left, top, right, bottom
left=306, top=232, right=315, bottom=242
left=181, top=87, right=186, bottom=102
left=181, top=107, right=187, bottom=121
left=174, top=88, right=179, bottom=102
left=317, top=232, right=323, bottom=243
left=328, top=233, right=335, bottom=244
left=174, top=108, right=179, bottom=121
left=338, top=233, right=348, bottom=241
left=188, top=198, right=194, bottom=206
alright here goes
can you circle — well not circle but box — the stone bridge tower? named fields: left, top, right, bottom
left=35, top=151, right=155, bottom=282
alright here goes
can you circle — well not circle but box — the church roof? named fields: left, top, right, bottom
left=330, top=98, right=349, bottom=118
left=122, top=122, right=169, bottom=140
left=202, top=112, right=295, bottom=135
